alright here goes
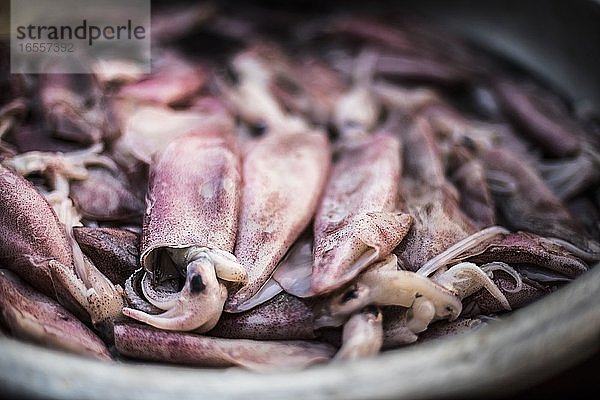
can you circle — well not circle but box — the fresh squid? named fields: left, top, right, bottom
left=0, top=270, right=111, bottom=360
left=114, top=323, right=335, bottom=371
left=311, top=133, right=412, bottom=295
left=225, top=129, right=331, bottom=311
left=315, top=254, right=511, bottom=331
left=123, top=128, right=247, bottom=331
left=2, top=147, right=127, bottom=339
left=393, top=117, right=477, bottom=272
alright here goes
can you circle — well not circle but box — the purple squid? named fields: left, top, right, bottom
left=0, top=163, right=86, bottom=319
left=393, top=117, right=477, bottom=272
left=2, top=147, right=128, bottom=339
left=311, top=133, right=412, bottom=295
left=114, top=323, right=335, bottom=371
left=0, top=269, right=111, bottom=360
left=123, top=128, right=247, bottom=331
left=461, top=270, right=554, bottom=317
left=225, top=129, right=331, bottom=311
left=208, top=292, right=317, bottom=340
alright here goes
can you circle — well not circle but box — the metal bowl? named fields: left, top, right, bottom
left=1, top=1, right=599, bottom=398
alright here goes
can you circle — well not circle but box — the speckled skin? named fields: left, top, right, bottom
left=226, top=131, right=331, bottom=311
left=140, top=129, right=241, bottom=272
left=0, top=270, right=111, bottom=360
left=311, top=133, right=410, bottom=295
left=417, top=317, right=486, bottom=343
left=209, top=293, right=316, bottom=340
left=114, top=322, right=335, bottom=371
left=482, top=146, right=600, bottom=256
left=70, top=167, right=143, bottom=222
left=394, top=190, right=477, bottom=272
left=0, top=164, right=86, bottom=319
left=465, top=231, right=588, bottom=278
left=74, top=227, right=140, bottom=285
left=394, top=118, right=477, bottom=271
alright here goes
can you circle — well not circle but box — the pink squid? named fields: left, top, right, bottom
left=123, top=127, right=247, bottom=331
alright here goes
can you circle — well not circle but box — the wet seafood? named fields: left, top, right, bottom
left=226, top=130, right=331, bottom=311
left=2, top=147, right=127, bottom=339
left=311, top=133, right=411, bottom=295
left=123, top=128, right=246, bottom=331
left=0, top=270, right=111, bottom=360
left=315, top=254, right=512, bottom=332
left=1, top=3, right=598, bottom=372
left=115, top=322, right=335, bottom=371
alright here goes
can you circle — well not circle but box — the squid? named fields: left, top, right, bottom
left=208, top=293, right=317, bottom=340
left=114, top=323, right=335, bottom=371
left=394, top=117, right=477, bottom=272
left=482, top=146, right=600, bottom=258
left=2, top=147, right=127, bottom=340
left=0, top=270, right=111, bottom=360
left=315, top=254, right=513, bottom=331
left=225, top=129, right=331, bottom=311
left=0, top=163, right=87, bottom=320
left=122, top=128, right=247, bottom=331
left=311, top=133, right=412, bottom=295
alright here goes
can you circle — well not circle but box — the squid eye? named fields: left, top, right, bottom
left=190, top=274, right=206, bottom=294
left=341, top=288, right=358, bottom=303
left=251, top=122, right=268, bottom=136
left=445, top=305, right=455, bottom=313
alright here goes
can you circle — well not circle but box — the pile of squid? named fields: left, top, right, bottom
left=1, top=4, right=599, bottom=371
